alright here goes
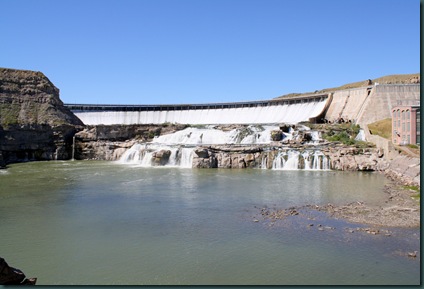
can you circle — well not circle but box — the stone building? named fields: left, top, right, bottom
left=392, top=100, right=420, bottom=145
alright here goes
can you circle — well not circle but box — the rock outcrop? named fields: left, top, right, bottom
left=0, top=68, right=83, bottom=126
left=74, top=124, right=188, bottom=160
left=0, top=68, right=84, bottom=165
left=0, top=257, right=36, bottom=285
left=190, top=144, right=388, bottom=171
left=381, top=155, right=420, bottom=186
left=325, top=146, right=386, bottom=171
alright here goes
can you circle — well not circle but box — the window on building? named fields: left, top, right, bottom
left=407, top=135, right=410, bottom=144
left=402, top=110, right=405, bottom=120
left=407, top=122, right=410, bottom=132
left=402, top=123, right=405, bottom=131
left=398, top=120, right=400, bottom=127
left=406, top=110, right=410, bottom=120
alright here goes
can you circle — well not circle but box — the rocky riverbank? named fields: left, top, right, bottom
left=252, top=178, right=420, bottom=259
left=256, top=181, right=419, bottom=228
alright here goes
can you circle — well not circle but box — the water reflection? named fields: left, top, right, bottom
left=0, top=161, right=417, bottom=285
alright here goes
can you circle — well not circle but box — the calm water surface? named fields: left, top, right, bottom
left=0, top=161, right=420, bottom=285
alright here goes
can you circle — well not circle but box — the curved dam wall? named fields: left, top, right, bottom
left=66, top=84, right=419, bottom=126
left=66, top=96, right=329, bottom=125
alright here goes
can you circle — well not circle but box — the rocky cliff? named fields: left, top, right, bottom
left=74, top=124, right=188, bottom=160
left=0, top=68, right=84, bottom=166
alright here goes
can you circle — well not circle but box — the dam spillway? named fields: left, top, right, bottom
left=65, top=95, right=330, bottom=125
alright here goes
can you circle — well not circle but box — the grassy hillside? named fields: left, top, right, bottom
left=368, top=118, right=392, bottom=139
left=275, top=73, right=420, bottom=99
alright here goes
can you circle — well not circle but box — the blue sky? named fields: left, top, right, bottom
left=1, top=0, right=420, bottom=105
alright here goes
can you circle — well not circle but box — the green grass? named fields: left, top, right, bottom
left=368, top=118, right=392, bottom=140
left=407, top=144, right=419, bottom=149
left=402, top=185, right=420, bottom=200
left=403, top=185, right=420, bottom=192
left=0, top=103, right=20, bottom=126
left=321, top=123, right=365, bottom=145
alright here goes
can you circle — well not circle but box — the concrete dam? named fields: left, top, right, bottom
left=65, top=84, right=420, bottom=125
left=66, top=94, right=330, bottom=125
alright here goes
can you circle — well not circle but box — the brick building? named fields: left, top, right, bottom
left=392, top=101, right=420, bottom=145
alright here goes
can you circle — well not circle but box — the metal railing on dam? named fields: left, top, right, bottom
left=64, top=94, right=330, bottom=125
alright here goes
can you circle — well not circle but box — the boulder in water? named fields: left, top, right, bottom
left=152, top=149, right=171, bottom=166
left=270, top=130, right=283, bottom=141
left=0, top=257, right=36, bottom=285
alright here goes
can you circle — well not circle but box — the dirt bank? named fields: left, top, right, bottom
left=257, top=180, right=420, bottom=228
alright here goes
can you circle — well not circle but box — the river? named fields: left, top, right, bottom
left=0, top=161, right=420, bottom=285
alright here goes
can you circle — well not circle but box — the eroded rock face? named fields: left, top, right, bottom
left=0, top=124, right=78, bottom=163
left=0, top=151, right=5, bottom=168
left=326, top=147, right=384, bottom=171
left=382, top=155, right=420, bottom=186
left=0, top=68, right=84, bottom=165
left=0, top=68, right=83, bottom=127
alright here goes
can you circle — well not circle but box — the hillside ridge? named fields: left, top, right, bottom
left=275, top=73, right=420, bottom=99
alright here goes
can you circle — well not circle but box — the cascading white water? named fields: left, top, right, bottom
left=118, top=125, right=330, bottom=170
left=179, top=148, right=194, bottom=168
left=119, top=143, right=145, bottom=164
left=272, top=151, right=285, bottom=169
left=152, top=125, right=277, bottom=145
left=118, top=125, right=277, bottom=167
left=281, top=150, right=300, bottom=170
left=355, top=129, right=366, bottom=141
left=301, top=151, right=311, bottom=170
left=71, top=136, right=76, bottom=161
left=271, top=150, right=330, bottom=171
left=261, top=155, right=268, bottom=169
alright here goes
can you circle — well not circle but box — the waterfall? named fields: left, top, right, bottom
left=271, top=150, right=330, bottom=171
left=261, top=155, right=268, bottom=169
left=179, top=148, right=194, bottom=168
left=118, top=125, right=331, bottom=170
left=71, top=136, right=76, bottom=161
left=281, top=150, right=300, bottom=170
left=355, top=129, right=366, bottom=141
left=301, top=151, right=311, bottom=170
left=272, top=151, right=286, bottom=169
left=152, top=125, right=277, bottom=145
left=118, top=144, right=144, bottom=164
left=167, top=148, right=180, bottom=166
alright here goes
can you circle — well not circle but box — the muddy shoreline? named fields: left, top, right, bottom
left=253, top=178, right=420, bottom=259
left=256, top=178, right=420, bottom=227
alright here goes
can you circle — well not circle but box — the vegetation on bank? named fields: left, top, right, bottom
left=302, top=122, right=374, bottom=148
left=368, top=118, right=392, bottom=140
left=403, top=185, right=420, bottom=200
left=0, top=103, right=20, bottom=127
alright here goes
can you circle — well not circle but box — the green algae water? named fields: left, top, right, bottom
left=0, top=161, right=420, bottom=285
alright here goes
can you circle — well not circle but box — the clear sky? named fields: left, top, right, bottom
left=1, top=0, right=420, bottom=105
